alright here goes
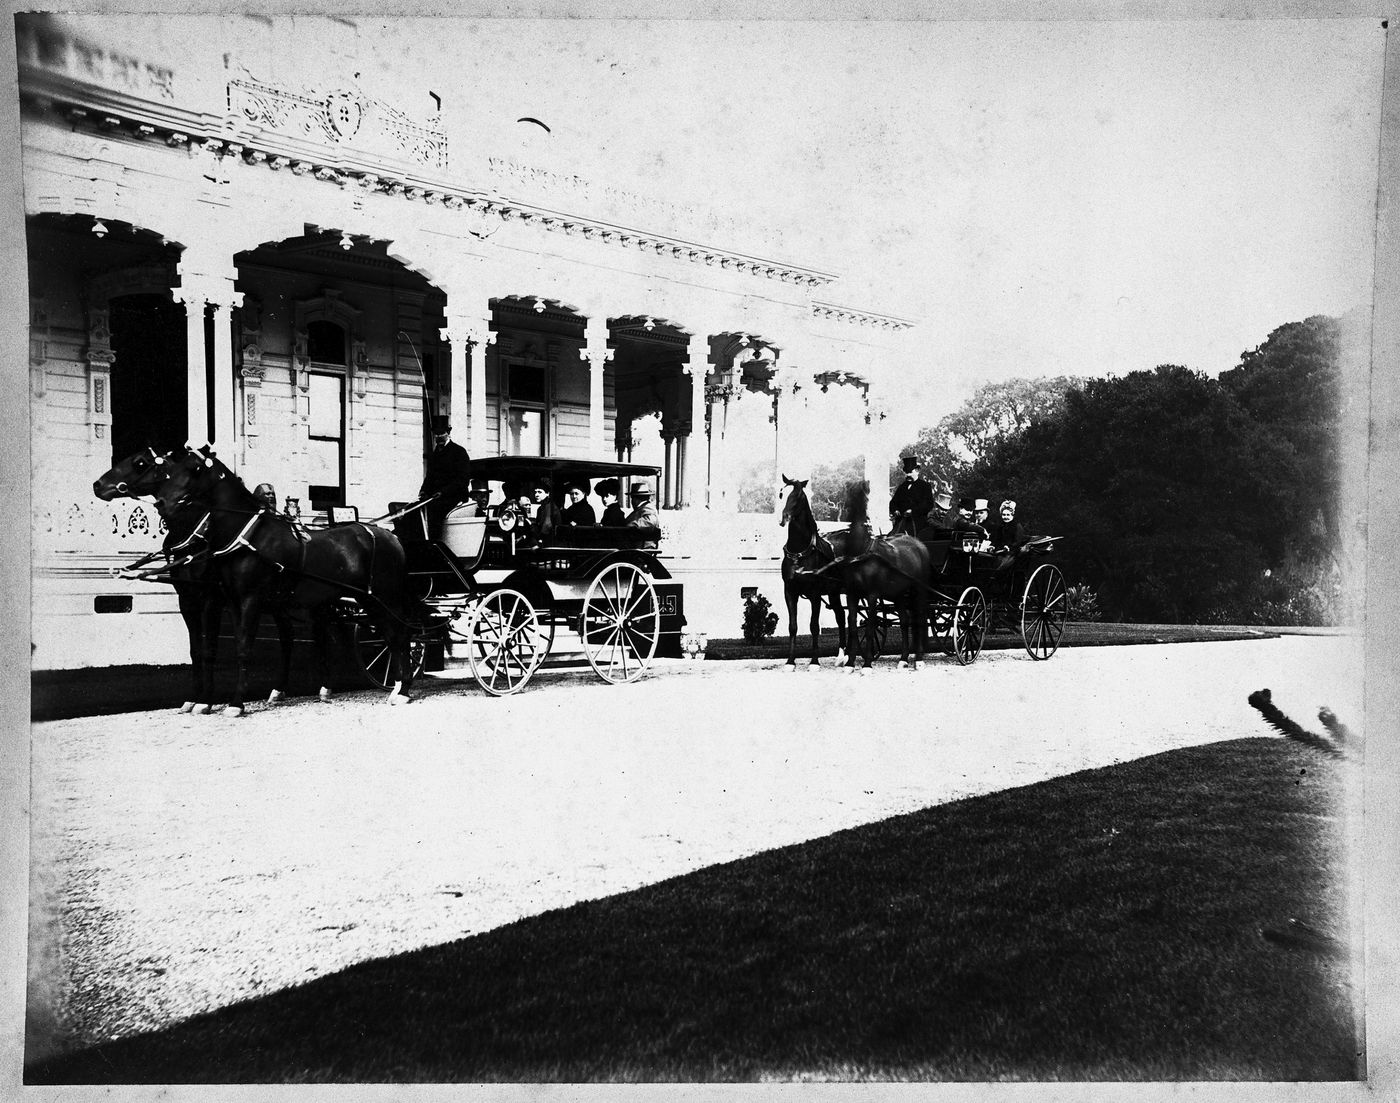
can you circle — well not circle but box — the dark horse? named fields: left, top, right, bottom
left=839, top=481, right=930, bottom=670
left=150, top=446, right=418, bottom=714
left=778, top=475, right=849, bottom=669
left=95, top=448, right=294, bottom=713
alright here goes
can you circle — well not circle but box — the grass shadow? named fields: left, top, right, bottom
left=28, top=737, right=1356, bottom=1083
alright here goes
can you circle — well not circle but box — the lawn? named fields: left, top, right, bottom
left=28, top=736, right=1357, bottom=1083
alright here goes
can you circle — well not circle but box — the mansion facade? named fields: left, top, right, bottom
left=19, top=13, right=916, bottom=669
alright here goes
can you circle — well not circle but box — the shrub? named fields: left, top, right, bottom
left=1065, top=583, right=1103, bottom=622
left=742, top=593, right=780, bottom=643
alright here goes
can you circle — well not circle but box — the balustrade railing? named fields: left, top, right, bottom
left=34, top=497, right=167, bottom=555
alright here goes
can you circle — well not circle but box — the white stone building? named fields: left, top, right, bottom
left=19, top=13, right=916, bottom=669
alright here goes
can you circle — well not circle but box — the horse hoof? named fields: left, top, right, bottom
left=191, top=703, right=211, bottom=715
left=897, top=661, right=908, bottom=670
left=267, top=689, right=283, bottom=704
left=805, top=662, right=818, bottom=671
left=387, top=693, right=411, bottom=706
left=913, top=661, right=924, bottom=671
left=318, top=687, right=332, bottom=701
left=178, top=701, right=196, bottom=714
left=224, top=706, right=243, bottom=718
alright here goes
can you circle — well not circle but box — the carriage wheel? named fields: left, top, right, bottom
left=856, top=600, right=889, bottom=662
left=448, top=602, right=555, bottom=666
left=581, top=562, right=660, bottom=684
left=465, top=588, right=547, bottom=696
left=951, top=586, right=987, bottom=665
left=1021, top=563, right=1068, bottom=660
left=351, top=621, right=426, bottom=690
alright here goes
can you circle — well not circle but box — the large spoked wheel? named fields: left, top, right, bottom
left=448, top=602, right=556, bottom=667
left=856, top=600, right=889, bottom=663
left=351, top=621, right=426, bottom=689
left=465, top=588, right=547, bottom=696
left=581, top=562, right=660, bottom=684
left=951, top=586, right=988, bottom=666
left=1021, top=563, right=1068, bottom=660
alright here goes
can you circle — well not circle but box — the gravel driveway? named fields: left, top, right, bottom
left=27, top=635, right=1363, bottom=1061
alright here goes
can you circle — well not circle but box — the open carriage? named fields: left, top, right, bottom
left=345, top=457, right=684, bottom=696
left=853, top=531, right=1068, bottom=666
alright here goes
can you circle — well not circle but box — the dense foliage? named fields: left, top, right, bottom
left=901, top=315, right=1352, bottom=624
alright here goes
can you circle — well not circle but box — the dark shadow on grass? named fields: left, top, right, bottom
left=27, top=738, right=1357, bottom=1084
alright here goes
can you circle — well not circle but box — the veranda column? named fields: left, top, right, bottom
left=174, top=261, right=237, bottom=455
left=581, top=316, right=612, bottom=459
left=683, top=333, right=709, bottom=508
left=441, top=307, right=493, bottom=455
left=210, top=295, right=237, bottom=463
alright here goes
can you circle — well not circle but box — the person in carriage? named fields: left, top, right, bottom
left=624, top=481, right=661, bottom=549
left=530, top=479, right=562, bottom=542
left=953, top=496, right=990, bottom=539
left=562, top=481, right=597, bottom=527
left=990, top=498, right=1023, bottom=553
left=418, top=414, right=473, bottom=538
left=596, top=478, right=627, bottom=526
left=889, top=454, right=934, bottom=536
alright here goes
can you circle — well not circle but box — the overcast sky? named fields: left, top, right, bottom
left=358, top=15, right=1383, bottom=442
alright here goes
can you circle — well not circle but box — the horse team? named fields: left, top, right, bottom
left=95, top=445, right=417, bottom=715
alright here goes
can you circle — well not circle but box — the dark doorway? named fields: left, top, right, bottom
left=108, top=293, right=188, bottom=464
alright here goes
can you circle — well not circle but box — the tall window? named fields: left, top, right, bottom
left=504, top=361, right=548, bottom=456
left=306, top=319, right=347, bottom=509
left=306, top=372, right=345, bottom=509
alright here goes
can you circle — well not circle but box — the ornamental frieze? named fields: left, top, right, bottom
left=227, top=72, right=448, bottom=171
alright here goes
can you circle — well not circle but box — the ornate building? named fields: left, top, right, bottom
left=20, top=13, right=916, bottom=668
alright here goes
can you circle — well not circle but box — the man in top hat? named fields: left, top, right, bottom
left=466, top=477, right=493, bottom=518
left=890, top=455, right=935, bottom=536
left=418, top=414, right=472, bottom=538
left=561, top=482, right=597, bottom=527
left=624, top=480, right=661, bottom=548
left=596, top=479, right=626, bottom=526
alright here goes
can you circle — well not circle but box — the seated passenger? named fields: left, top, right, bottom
left=952, top=496, right=989, bottom=542
left=561, top=482, right=597, bottom=527
left=530, top=480, right=561, bottom=542
left=596, top=479, right=627, bottom=526
left=624, top=481, right=660, bottom=548
left=917, top=485, right=957, bottom=539
left=991, top=499, right=1023, bottom=553
left=465, top=478, right=492, bottom=518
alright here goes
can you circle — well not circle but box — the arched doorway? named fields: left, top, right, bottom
left=108, top=293, right=188, bottom=464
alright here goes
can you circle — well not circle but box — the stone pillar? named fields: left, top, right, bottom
left=174, top=261, right=238, bottom=458
left=441, top=307, right=493, bottom=456
left=581, top=316, right=612, bottom=459
left=661, top=431, right=676, bottom=507
left=683, top=333, right=709, bottom=508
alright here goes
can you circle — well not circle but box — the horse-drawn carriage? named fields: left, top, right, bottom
left=854, top=531, right=1067, bottom=665
left=779, top=476, right=1068, bottom=669
left=353, top=456, right=684, bottom=696
left=95, top=447, right=682, bottom=711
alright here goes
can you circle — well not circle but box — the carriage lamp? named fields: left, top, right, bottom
left=284, top=496, right=300, bottom=520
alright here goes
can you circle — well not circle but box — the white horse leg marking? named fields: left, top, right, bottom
left=387, top=680, right=410, bottom=705
left=267, top=688, right=283, bottom=704
left=178, top=701, right=196, bottom=714
left=318, top=686, right=332, bottom=701
left=191, top=703, right=211, bottom=715
left=224, top=705, right=243, bottom=718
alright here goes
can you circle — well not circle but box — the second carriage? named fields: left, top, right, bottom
left=347, top=457, right=684, bottom=696
left=852, top=529, right=1068, bottom=666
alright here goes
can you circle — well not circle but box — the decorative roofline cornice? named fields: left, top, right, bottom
left=810, top=301, right=916, bottom=331
left=18, top=74, right=840, bottom=291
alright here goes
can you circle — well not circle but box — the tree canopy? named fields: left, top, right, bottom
left=899, top=316, right=1350, bottom=624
